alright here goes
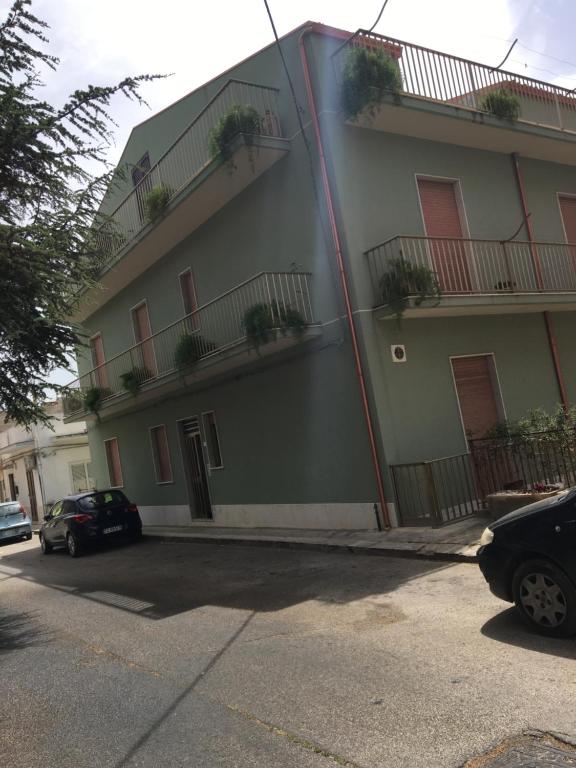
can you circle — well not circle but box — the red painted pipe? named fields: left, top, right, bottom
left=511, top=153, right=569, bottom=410
left=298, top=28, right=391, bottom=528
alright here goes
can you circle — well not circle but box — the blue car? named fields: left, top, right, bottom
left=0, top=501, right=33, bottom=543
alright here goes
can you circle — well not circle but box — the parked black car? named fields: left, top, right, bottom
left=477, top=488, right=576, bottom=637
left=39, top=490, right=142, bottom=557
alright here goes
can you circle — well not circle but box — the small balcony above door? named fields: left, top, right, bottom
left=366, top=235, right=576, bottom=317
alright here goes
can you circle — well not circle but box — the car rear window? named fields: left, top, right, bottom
left=0, top=502, right=21, bottom=517
left=78, top=491, right=128, bottom=511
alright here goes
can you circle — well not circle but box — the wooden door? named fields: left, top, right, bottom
left=452, top=356, right=501, bottom=440
left=132, top=303, right=157, bottom=377
left=90, top=334, right=109, bottom=388
left=418, top=178, right=471, bottom=293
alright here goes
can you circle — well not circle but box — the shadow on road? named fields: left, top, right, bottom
left=481, top=607, right=576, bottom=659
left=0, top=607, right=54, bottom=654
left=0, top=538, right=453, bottom=621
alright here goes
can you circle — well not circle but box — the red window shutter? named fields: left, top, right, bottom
left=132, top=303, right=157, bottom=376
left=90, top=334, right=109, bottom=388
left=417, top=179, right=471, bottom=292
left=151, top=426, right=172, bottom=483
left=452, top=356, right=501, bottom=440
left=559, top=196, right=576, bottom=243
left=105, top=439, right=123, bottom=487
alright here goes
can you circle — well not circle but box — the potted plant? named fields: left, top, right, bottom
left=380, top=257, right=440, bottom=319
left=243, top=301, right=308, bottom=349
left=243, top=302, right=275, bottom=347
left=478, top=88, right=520, bottom=121
left=119, top=366, right=151, bottom=397
left=341, top=46, right=402, bottom=120
left=144, top=184, right=173, bottom=222
left=84, top=386, right=110, bottom=419
left=174, top=333, right=216, bottom=370
left=208, top=105, right=262, bottom=165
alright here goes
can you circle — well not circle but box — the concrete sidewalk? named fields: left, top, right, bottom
left=143, top=514, right=488, bottom=562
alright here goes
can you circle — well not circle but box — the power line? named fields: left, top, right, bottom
left=368, top=0, right=393, bottom=33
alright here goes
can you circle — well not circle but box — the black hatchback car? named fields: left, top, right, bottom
left=39, top=490, right=142, bottom=557
left=478, top=488, right=576, bottom=637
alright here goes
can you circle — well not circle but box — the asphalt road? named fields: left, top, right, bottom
left=0, top=536, right=575, bottom=768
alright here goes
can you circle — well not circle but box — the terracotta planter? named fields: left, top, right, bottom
left=486, top=490, right=561, bottom=519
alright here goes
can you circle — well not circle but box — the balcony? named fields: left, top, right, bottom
left=79, top=80, right=290, bottom=321
left=64, top=272, right=318, bottom=421
left=366, top=236, right=576, bottom=317
left=332, top=31, right=576, bottom=165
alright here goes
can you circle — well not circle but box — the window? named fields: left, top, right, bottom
left=180, top=269, right=200, bottom=331
left=132, top=301, right=157, bottom=377
left=50, top=500, right=63, bottom=518
left=202, top=412, right=223, bottom=469
left=70, top=461, right=94, bottom=493
left=104, top=438, right=124, bottom=488
left=90, top=333, right=108, bottom=388
left=150, top=425, right=173, bottom=483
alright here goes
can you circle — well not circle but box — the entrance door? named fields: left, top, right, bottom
left=452, top=355, right=502, bottom=440
left=559, top=196, right=576, bottom=289
left=132, top=303, right=157, bottom=378
left=8, top=473, right=16, bottom=501
left=418, top=178, right=472, bottom=293
left=180, top=418, right=212, bottom=519
left=26, top=469, right=38, bottom=521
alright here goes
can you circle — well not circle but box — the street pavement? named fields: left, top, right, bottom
left=0, top=536, right=574, bottom=767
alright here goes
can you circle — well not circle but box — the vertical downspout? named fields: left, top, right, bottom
left=511, top=153, right=569, bottom=410
left=298, top=29, right=390, bottom=528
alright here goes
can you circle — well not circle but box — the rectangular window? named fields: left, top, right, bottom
left=104, top=438, right=123, bottom=488
left=202, top=412, right=223, bottom=469
left=70, top=461, right=94, bottom=493
left=90, top=333, right=109, bottom=388
left=150, top=425, right=173, bottom=483
left=179, top=268, right=200, bottom=332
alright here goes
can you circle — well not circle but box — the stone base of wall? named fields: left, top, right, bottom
left=138, top=502, right=396, bottom=530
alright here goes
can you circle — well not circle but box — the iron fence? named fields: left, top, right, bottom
left=94, top=79, right=282, bottom=270
left=469, top=429, right=576, bottom=499
left=63, top=271, right=313, bottom=418
left=332, top=30, right=576, bottom=132
left=366, top=236, right=576, bottom=306
left=391, top=453, right=481, bottom=526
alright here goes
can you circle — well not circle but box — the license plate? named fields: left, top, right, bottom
left=103, top=525, right=123, bottom=534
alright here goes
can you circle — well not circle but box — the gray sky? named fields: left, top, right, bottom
left=4, top=0, right=575, bottom=384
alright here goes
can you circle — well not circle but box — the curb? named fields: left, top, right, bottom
left=142, top=532, right=479, bottom=564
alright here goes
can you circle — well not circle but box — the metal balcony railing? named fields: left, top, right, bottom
left=93, top=80, right=283, bottom=270
left=333, top=30, right=576, bottom=133
left=63, top=272, right=314, bottom=417
left=366, top=236, right=576, bottom=306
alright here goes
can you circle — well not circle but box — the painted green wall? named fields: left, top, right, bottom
left=87, top=325, right=378, bottom=507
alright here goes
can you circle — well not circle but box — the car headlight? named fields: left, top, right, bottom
left=479, top=527, right=494, bottom=547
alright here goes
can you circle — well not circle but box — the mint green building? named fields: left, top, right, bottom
left=65, top=23, right=576, bottom=529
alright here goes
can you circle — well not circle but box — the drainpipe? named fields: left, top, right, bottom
left=511, top=153, right=569, bottom=410
left=298, top=29, right=391, bottom=528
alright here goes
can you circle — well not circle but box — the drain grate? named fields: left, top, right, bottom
left=464, top=734, right=576, bottom=768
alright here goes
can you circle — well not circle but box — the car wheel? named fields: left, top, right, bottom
left=512, top=559, right=576, bottom=637
left=25, top=533, right=32, bottom=541
left=39, top=533, right=52, bottom=555
left=66, top=532, right=83, bottom=558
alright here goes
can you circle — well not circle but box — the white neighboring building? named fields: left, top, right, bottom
left=0, top=400, right=92, bottom=522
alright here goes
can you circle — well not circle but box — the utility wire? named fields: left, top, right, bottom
left=368, top=0, right=392, bottom=33
left=493, top=38, right=517, bottom=70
